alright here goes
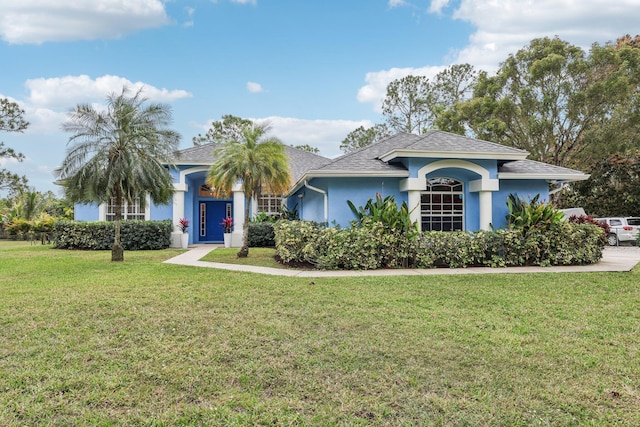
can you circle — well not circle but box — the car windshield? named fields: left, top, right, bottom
left=626, top=218, right=640, bottom=226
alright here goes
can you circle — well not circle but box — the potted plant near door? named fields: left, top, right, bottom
left=177, top=217, right=189, bottom=249
left=221, top=217, right=233, bottom=248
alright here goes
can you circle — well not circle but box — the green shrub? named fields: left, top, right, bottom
left=53, top=220, right=172, bottom=250
left=273, top=220, right=321, bottom=263
left=248, top=222, right=275, bottom=247
left=275, top=221, right=604, bottom=270
left=348, top=193, right=418, bottom=238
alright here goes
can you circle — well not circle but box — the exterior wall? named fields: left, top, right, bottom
left=295, top=177, right=405, bottom=228
left=292, top=184, right=326, bottom=224
left=74, top=203, right=100, bottom=221
left=492, top=179, right=550, bottom=229
left=149, top=199, right=172, bottom=221
left=328, top=177, right=405, bottom=227
left=406, top=158, right=499, bottom=178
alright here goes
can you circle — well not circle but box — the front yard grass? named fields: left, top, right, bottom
left=200, top=247, right=286, bottom=269
left=1, top=241, right=639, bottom=425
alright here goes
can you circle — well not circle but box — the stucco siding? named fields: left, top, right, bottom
left=327, top=177, right=405, bottom=228
left=74, top=203, right=100, bottom=221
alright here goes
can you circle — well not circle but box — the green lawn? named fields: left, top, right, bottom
left=1, top=241, right=639, bottom=426
left=201, top=247, right=287, bottom=269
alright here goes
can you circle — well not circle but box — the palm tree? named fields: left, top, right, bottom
left=56, top=87, right=180, bottom=261
left=206, top=123, right=291, bottom=257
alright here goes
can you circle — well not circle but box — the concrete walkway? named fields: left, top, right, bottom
left=163, top=245, right=640, bottom=277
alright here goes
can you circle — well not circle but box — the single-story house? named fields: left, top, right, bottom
left=73, top=130, right=589, bottom=247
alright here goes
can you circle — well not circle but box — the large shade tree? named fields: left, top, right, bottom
left=206, top=124, right=291, bottom=258
left=56, top=88, right=181, bottom=261
left=443, top=37, right=639, bottom=170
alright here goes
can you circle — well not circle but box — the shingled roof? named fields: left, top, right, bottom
left=300, top=130, right=529, bottom=178
left=378, top=130, right=529, bottom=160
left=172, top=143, right=331, bottom=183
left=498, top=159, right=589, bottom=180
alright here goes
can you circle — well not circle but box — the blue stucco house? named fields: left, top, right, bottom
left=73, top=130, right=588, bottom=247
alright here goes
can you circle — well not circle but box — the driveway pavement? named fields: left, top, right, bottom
left=163, top=245, right=640, bottom=277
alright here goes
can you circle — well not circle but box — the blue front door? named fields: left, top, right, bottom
left=199, top=201, right=232, bottom=242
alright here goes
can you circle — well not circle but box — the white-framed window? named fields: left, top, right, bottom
left=257, top=194, right=283, bottom=215
left=105, top=197, right=146, bottom=221
left=421, top=178, right=464, bottom=231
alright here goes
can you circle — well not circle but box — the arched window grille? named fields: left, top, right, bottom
left=420, top=177, right=464, bottom=231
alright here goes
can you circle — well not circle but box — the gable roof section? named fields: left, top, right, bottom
left=378, top=130, right=529, bottom=162
left=498, top=160, right=589, bottom=181
left=172, top=143, right=331, bottom=183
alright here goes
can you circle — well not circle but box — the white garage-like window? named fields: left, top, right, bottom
left=105, top=197, right=146, bottom=221
left=257, top=194, right=283, bottom=216
left=421, top=178, right=464, bottom=231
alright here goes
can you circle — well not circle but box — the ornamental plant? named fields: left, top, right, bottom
left=177, top=217, right=189, bottom=233
left=221, top=217, right=233, bottom=233
left=506, top=193, right=564, bottom=235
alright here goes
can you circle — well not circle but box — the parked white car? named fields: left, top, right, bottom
left=596, top=217, right=640, bottom=246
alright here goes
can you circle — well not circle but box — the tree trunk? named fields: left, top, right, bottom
left=237, top=194, right=251, bottom=258
left=112, top=197, right=124, bottom=262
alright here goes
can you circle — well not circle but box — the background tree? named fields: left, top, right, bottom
left=206, top=124, right=291, bottom=258
left=56, top=88, right=180, bottom=262
left=558, top=151, right=640, bottom=216
left=193, top=114, right=253, bottom=145
left=340, top=124, right=391, bottom=153
left=0, top=98, right=29, bottom=193
left=291, top=144, right=320, bottom=154
left=446, top=37, right=639, bottom=170
left=382, top=65, right=478, bottom=136
left=382, top=75, right=434, bottom=134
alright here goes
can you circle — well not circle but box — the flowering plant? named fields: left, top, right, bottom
left=177, top=217, right=189, bottom=233
left=221, top=217, right=233, bottom=233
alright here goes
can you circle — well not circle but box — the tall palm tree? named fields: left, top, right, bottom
left=206, top=123, right=291, bottom=257
left=56, top=87, right=180, bottom=262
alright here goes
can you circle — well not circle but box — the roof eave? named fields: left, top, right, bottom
left=287, top=170, right=409, bottom=196
left=498, top=173, right=590, bottom=181
left=379, top=150, right=529, bottom=162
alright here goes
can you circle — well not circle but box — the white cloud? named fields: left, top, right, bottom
left=359, top=0, right=640, bottom=111
left=25, top=75, right=192, bottom=110
left=252, top=116, right=373, bottom=158
left=428, top=0, right=451, bottom=14
left=246, top=82, right=264, bottom=93
left=449, top=0, right=637, bottom=71
left=356, top=66, right=445, bottom=112
left=0, top=0, right=170, bottom=44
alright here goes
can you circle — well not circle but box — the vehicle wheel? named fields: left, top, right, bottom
left=606, top=233, right=618, bottom=246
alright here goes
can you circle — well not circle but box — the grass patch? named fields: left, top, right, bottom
left=200, top=247, right=287, bottom=269
left=1, top=242, right=639, bottom=425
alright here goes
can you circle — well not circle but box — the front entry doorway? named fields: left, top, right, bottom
left=199, top=201, right=232, bottom=242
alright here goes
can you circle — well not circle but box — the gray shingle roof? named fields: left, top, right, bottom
left=309, top=131, right=528, bottom=174
left=498, top=160, right=589, bottom=179
left=172, top=143, right=331, bottom=183
left=310, top=132, right=419, bottom=173
left=173, top=132, right=588, bottom=186
left=397, top=130, right=529, bottom=156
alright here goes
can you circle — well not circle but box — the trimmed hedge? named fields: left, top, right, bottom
left=248, top=222, right=275, bottom=247
left=53, top=220, right=172, bottom=250
left=274, top=220, right=604, bottom=270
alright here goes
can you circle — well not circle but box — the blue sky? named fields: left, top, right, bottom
left=1, top=0, right=639, bottom=194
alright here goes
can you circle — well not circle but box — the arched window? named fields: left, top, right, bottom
left=421, top=178, right=464, bottom=231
